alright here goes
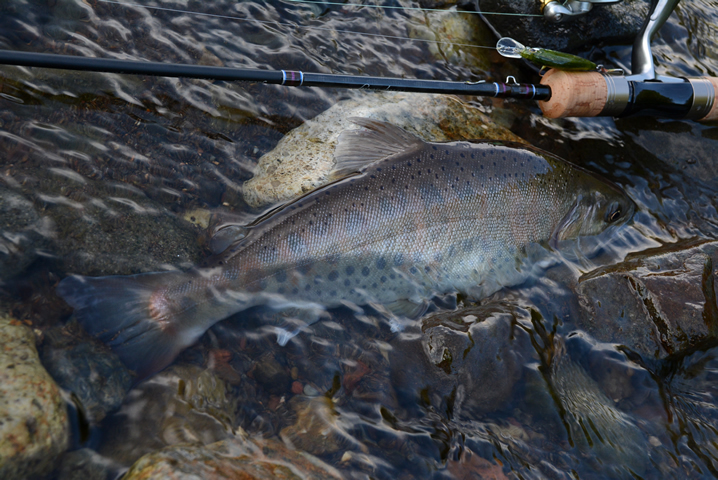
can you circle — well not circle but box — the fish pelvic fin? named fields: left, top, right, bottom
left=57, top=271, right=195, bottom=380
left=333, top=117, right=425, bottom=175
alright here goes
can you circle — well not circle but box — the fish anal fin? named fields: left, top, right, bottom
left=333, top=117, right=425, bottom=173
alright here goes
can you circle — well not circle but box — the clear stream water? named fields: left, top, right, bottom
left=1, top=0, right=718, bottom=478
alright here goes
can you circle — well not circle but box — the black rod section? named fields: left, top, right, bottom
left=0, top=49, right=551, bottom=101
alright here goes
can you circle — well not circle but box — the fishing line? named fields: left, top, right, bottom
left=282, top=0, right=542, bottom=17
left=97, top=0, right=505, bottom=50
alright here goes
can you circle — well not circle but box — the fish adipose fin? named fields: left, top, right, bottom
left=57, top=272, right=192, bottom=380
left=333, top=117, right=425, bottom=175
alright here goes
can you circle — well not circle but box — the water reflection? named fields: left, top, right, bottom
left=0, top=0, right=718, bottom=479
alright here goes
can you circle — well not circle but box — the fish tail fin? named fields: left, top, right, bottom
left=57, top=271, right=192, bottom=379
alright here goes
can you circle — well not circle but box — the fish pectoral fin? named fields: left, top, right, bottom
left=333, top=117, right=425, bottom=173
left=384, top=299, right=428, bottom=319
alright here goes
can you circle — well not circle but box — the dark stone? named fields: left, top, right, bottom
left=475, top=0, right=649, bottom=54
left=252, top=353, right=291, bottom=395
left=390, top=302, right=530, bottom=418
left=0, top=186, right=53, bottom=281
left=575, top=239, right=718, bottom=360
left=40, top=320, right=133, bottom=423
left=58, top=448, right=122, bottom=480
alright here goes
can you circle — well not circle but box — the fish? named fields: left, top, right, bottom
left=57, top=118, right=635, bottom=378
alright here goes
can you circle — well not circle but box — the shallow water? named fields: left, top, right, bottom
left=2, top=0, right=718, bottom=479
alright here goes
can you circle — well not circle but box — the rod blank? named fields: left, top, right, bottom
left=0, top=49, right=551, bottom=100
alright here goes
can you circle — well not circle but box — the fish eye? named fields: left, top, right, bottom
left=605, top=203, right=622, bottom=223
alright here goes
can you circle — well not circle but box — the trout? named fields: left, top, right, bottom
left=58, top=118, right=634, bottom=378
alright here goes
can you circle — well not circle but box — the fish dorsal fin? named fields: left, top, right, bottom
left=333, top=117, right=425, bottom=175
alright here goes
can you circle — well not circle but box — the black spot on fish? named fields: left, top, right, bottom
left=362, top=266, right=370, bottom=277
left=344, top=279, right=351, bottom=287
left=390, top=273, right=396, bottom=280
left=330, top=291, right=337, bottom=297
left=292, top=288, right=299, bottom=295
left=432, top=145, right=437, bottom=150
left=276, top=271, right=287, bottom=283
left=372, top=283, right=378, bottom=289
left=409, top=267, right=418, bottom=275
left=424, top=266, right=431, bottom=273
left=377, top=258, right=386, bottom=270
left=328, top=270, right=339, bottom=281
left=380, top=276, right=387, bottom=283
left=278, top=287, right=285, bottom=295
left=394, top=253, right=404, bottom=266
left=407, top=161, right=412, bottom=166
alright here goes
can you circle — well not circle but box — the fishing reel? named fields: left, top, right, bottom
left=536, top=0, right=718, bottom=121
left=541, top=0, right=622, bottom=23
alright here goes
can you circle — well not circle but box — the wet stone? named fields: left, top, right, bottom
left=280, top=396, right=366, bottom=456
left=57, top=447, right=122, bottom=480
left=96, top=364, right=241, bottom=467
left=0, top=314, right=69, bottom=480
left=241, top=92, right=526, bottom=207
left=252, top=352, right=291, bottom=395
left=390, top=303, right=530, bottom=418
left=576, top=240, right=718, bottom=359
left=40, top=320, right=133, bottom=424
left=549, top=345, right=648, bottom=477
left=123, top=436, right=342, bottom=480
left=0, top=186, right=54, bottom=282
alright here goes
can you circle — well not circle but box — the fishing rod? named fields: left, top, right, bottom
left=0, top=49, right=548, bottom=101
left=0, top=0, right=715, bottom=121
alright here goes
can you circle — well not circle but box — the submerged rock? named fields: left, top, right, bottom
left=576, top=239, right=718, bottom=359
left=0, top=186, right=54, bottom=282
left=390, top=303, right=530, bottom=418
left=57, top=448, right=123, bottom=480
left=0, top=314, right=69, bottom=479
left=549, top=344, right=648, bottom=477
left=241, top=92, right=525, bottom=207
left=123, top=436, right=342, bottom=480
left=406, top=6, right=496, bottom=71
left=40, top=320, right=133, bottom=424
left=280, top=396, right=366, bottom=456
left=97, top=364, right=241, bottom=467
left=477, top=0, right=649, bottom=54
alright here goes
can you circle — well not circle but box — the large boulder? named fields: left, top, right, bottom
left=241, top=92, right=526, bottom=208
left=0, top=314, right=69, bottom=479
left=576, top=239, right=718, bottom=359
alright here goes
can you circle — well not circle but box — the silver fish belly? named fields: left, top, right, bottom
left=58, top=118, right=634, bottom=378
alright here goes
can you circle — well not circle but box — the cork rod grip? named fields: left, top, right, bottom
left=699, top=77, right=718, bottom=121
left=538, top=69, right=608, bottom=118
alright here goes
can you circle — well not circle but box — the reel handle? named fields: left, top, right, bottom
left=539, top=69, right=718, bottom=121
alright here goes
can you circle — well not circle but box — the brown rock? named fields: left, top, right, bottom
left=123, top=437, right=342, bottom=480
left=576, top=239, right=718, bottom=359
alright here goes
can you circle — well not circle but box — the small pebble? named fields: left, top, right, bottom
left=303, top=384, right=320, bottom=396
left=291, top=381, right=303, bottom=395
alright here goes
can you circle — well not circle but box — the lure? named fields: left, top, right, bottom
left=496, top=37, right=597, bottom=72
